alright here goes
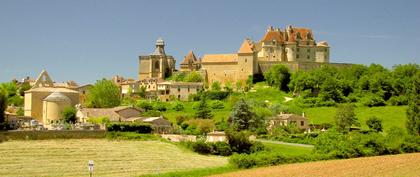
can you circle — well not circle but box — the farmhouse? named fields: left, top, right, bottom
left=268, top=113, right=309, bottom=130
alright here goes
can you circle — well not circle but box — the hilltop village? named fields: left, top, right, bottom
left=12, top=25, right=351, bottom=128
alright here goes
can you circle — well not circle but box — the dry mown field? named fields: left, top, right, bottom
left=0, top=139, right=227, bottom=177
left=214, top=153, right=420, bottom=177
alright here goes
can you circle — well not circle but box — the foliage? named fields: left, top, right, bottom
left=184, top=71, right=203, bottom=82
left=141, top=110, right=161, bottom=117
left=136, top=86, right=147, bottom=98
left=0, top=82, right=23, bottom=107
left=136, top=100, right=154, bottom=111
left=0, top=91, right=6, bottom=125
left=225, top=129, right=255, bottom=154
left=61, top=107, right=77, bottom=123
left=206, top=91, right=230, bottom=100
left=182, top=119, right=215, bottom=135
left=406, top=72, right=420, bottom=136
left=85, top=79, right=121, bottom=108
left=0, top=130, right=106, bottom=140
left=264, top=64, right=291, bottom=92
left=195, top=93, right=213, bottom=119
left=153, top=101, right=168, bottom=111
left=230, top=98, right=256, bottom=131
left=106, top=122, right=153, bottom=134
left=172, top=101, right=184, bottom=111
left=86, top=116, right=111, bottom=124
left=335, top=104, right=359, bottom=132
left=16, top=107, right=24, bottom=116
left=106, top=132, right=160, bottom=141
left=366, top=116, right=383, bottom=132
left=210, top=100, right=225, bottom=109
left=181, top=140, right=233, bottom=156
left=211, top=81, right=221, bottom=91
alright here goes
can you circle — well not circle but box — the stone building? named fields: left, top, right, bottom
left=199, top=25, right=345, bottom=86
left=156, top=81, right=203, bottom=101
left=180, top=50, right=200, bottom=71
left=24, top=70, right=79, bottom=124
left=138, top=38, right=176, bottom=80
left=268, top=113, right=309, bottom=131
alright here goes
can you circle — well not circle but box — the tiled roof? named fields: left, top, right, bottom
left=260, top=30, right=284, bottom=42
left=288, top=27, right=313, bottom=42
left=238, top=39, right=254, bottom=54
left=201, top=54, right=237, bottom=63
left=181, top=50, right=198, bottom=64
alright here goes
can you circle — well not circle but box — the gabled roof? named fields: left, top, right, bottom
left=201, top=54, right=237, bottom=63
left=287, top=27, right=313, bottom=42
left=31, top=69, right=54, bottom=89
left=181, top=50, right=198, bottom=65
left=238, top=39, right=254, bottom=54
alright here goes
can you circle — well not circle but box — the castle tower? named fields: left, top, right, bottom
left=285, top=25, right=297, bottom=61
left=138, top=38, right=176, bottom=80
left=237, top=39, right=256, bottom=83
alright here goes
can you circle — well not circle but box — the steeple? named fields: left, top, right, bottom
left=151, top=37, right=166, bottom=56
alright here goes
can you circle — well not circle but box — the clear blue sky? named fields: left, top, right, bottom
left=1, top=0, right=419, bottom=84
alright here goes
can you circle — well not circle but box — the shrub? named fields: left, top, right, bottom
left=154, top=102, right=168, bottom=112
left=210, top=100, right=225, bottom=109
left=87, top=116, right=111, bottom=124
left=106, top=122, right=152, bottom=134
left=366, top=116, right=383, bottom=132
left=191, top=140, right=212, bottom=154
left=172, top=102, right=184, bottom=111
left=185, top=119, right=215, bottom=135
left=136, top=100, right=154, bottom=111
left=0, top=130, right=106, bottom=140
left=206, top=91, right=230, bottom=100
left=211, top=142, right=232, bottom=156
left=387, top=95, right=408, bottom=106
left=226, top=129, right=254, bottom=154
left=359, top=94, right=386, bottom=107
left=61, top=107, right=77, bottom=123
left=106, top=132, right=160, bottom=141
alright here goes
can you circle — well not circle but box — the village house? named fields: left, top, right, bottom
left=268, top=113, right=310, bottom=131
left=156, top=81, right=203, bottom=101
left=76, top=106, right=143, bottom=122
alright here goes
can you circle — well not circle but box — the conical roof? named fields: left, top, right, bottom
left=238, top=39, right=254, bottom=54
left=43, top=91, right=71, bottom=103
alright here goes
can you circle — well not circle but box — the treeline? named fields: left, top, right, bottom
left=264, top=63, right=419, bottom=107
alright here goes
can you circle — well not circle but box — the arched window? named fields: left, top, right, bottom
left=155, top=61, right=160, bottom=71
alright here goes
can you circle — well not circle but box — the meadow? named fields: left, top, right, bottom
left=0, top=139, right=227, bottom=177
left=304, top=106, right=408, bottom=131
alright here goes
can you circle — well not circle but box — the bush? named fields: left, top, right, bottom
left=211, top=142, right=232, bottom=156
left=154, top=102, right=168, bottom=112
left=366, top=116, right=383, bottom=132
left=180, top=141, right=233, bottom=156
left=210, top=100, right=225, bottom=109
left=226, top=129, right=254, bottom=154
left=172, top=102, right=184, bottom=111
left=61, top=107, right=77, bottom=123
left=387, top=95, right=408, bottom=106
left=359, top=94, right=386, bottom=107
left=191, top=140, right=212, bottom=154
left=106, top=132, right=160, bottom=141
left=136, top=100, right=154, bottom=111
left=0, top=130, right=106, bottom=140
left=206, top=91, right=230, bottom=100
left=87, top=116, right=111, bottom=124
left=106, top=122, right=153, bottom=134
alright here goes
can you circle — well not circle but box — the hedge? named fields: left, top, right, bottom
left=0, top=130, right=106, bottom=140
left=106, top=122, right=153, bottom=133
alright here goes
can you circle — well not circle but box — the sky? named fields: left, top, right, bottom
left=1, top=0, right=419, bottom=84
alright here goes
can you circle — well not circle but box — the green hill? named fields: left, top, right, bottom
left=304, top=106, right=408, bottom=131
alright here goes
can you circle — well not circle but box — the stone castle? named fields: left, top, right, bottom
left=139, top=25, right=350, bottom=86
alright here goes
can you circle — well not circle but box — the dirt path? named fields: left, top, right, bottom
left=211, top=153, right=420, bottom=177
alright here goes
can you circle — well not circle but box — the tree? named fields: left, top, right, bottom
left=230, top=98, right=256, bottom=131
left=62, top=107, right=77, bottom=124
left=195, top=93, right=213, bottom=119
left=184, top=71, right=203, bottom=82
left=335, top=104, right=359, bottom=132
left=366, top=116, right=383, bottom=132
left=264, top=64, right=291, bottom=92
left=406, top=72, right=420, bottom=136
left=85, top=79, right=121, bottom=108
left=0, top=91, right=7, bottom=125
left=136, top=86, right=146, bottom=98
left=211, top=81, right=221, bottom=91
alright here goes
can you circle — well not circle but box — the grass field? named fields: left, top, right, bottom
left=304, top=106, right=407, bottom=131
left=215, top=153, right=420, bottom=177
left=0, top=139, right=227, bottom=177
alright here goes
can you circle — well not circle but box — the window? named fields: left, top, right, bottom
left=245, top=58, right=247, bottom=62
left=188, top=87, right=190, bottom=92
left=297, top=54, right=300, bottom=58
left=301, top=121, right=304, bottom=126
left=307, top=49, right=310, bottom=52
left=297, top=48, right=300, bottom=52
left=178, top=95, right=181, bottom=99
left=178, top=87, right=180, bottom=92
left=307, top=55, right=310, bottom=59
left=154, top=61, right=160, bottom=71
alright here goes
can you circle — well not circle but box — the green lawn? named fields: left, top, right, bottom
left=0, top=139, right=227, bottom=177
left=304, top=106, right=408, bottom=131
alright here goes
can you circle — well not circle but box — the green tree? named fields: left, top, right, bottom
left=230, top=98, right=256, bottom=131
left=264, top=64, right=291, bottom=91
left=211, top=81, right=221, bottom=91
left=366, top=116, right=383, bottom=132
left=136, top=86, right=146, bottom=98
left=223, top=81, right=233, bottom=92
left=406, top=72, right=420, bottom=136
left=61, top=107, right=77, bottom=124
left=85, top=79, right=121, bottom=108
left=0, top=91, right=7, bottom=125
left=335, top=104, right=359, bottom=132
left=18, top=82, right=31, bottom=96
left=195, top=93, right=213, bottom=119
left=184, top=71, right=203, bottom=82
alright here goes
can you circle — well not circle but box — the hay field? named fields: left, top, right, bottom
left=214, top=153, right=420, bottom=177
left=0, top=139, right=227, bottom=177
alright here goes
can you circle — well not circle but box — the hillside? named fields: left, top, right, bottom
left=304, top=106, right=408, bottom=131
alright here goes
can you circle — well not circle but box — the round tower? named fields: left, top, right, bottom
left=42, top=91, right=71, bottom=124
